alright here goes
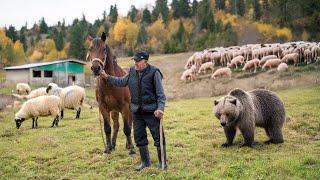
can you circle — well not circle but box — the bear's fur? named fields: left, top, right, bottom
left=213, top=88, right=285, bottom=147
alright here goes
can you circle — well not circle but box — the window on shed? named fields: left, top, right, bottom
left=44, top=71, right=53, bottom=78
left=33, top=70, right=41, bottom=77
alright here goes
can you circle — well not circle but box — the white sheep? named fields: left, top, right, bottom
left=14, top=95, right=62, bottom=129
left=12, top=87, right=47, bottom=100
left=211, top=67, right=232, bottom=79
left=198, top=61, right=214, bottom=74
left=227, top=56, right=245, bottom=69
left=16, top=83, right=31, bottom=95
left=46, top=83, right=86, bottom=119
left=262, top=58, right=282, bottom=70
left=277, top=63, right=289, bottom=72
left=281, top=53, right=299, bottom=66
left=181, top=68, right=196, bottom=82
left=242, top=59, right=260, bottom=73
left=259, top=55, right=277, bottom=67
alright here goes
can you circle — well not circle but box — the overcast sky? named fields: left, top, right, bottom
left=0, top=0, right=162, bottom=29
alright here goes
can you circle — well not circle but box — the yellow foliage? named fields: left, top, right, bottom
left=215, top=11, right=238, bottom=26
left=107, top=28, right=116, bottom=45
left=96, top=25, right=105, bottom=36
left=58, top=50, right=67, bottom=59
left=13, top=40, right=26, bottom=64
left=35, top=39, right=56, bottom=55
left=44, top=49, right=59, bottom=61
left=113, top=18, right=128, bottom=43
left=168, top=19, right=180, bottom=37
left=255, top=22, right=293, bottom=42
left=276, top=28, right=293, bottom=41
left=125, top=22, right=138, bottom=49
left=29, top=50, right=43, bottom=62
left=183, top=19, right=194, bottom=35
left=148, top=16, right=168, bottom=44
left=301, top=29, right=310, bottom=41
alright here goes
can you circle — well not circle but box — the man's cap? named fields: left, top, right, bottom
left=132, top=51, right=149, bottom=61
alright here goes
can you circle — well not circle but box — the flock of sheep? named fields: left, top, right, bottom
left=181, top=41, right=320, bottom=82
left=13, top=82, right=86, bottom=129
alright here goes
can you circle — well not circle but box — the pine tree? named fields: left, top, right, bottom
left=69, top=21, right=86, bottom=60
left=191, top=0, right=198, bottom=16
left=196, top=0, right=215, bottom=32
left=5, top=25, right=18, bottom=42
left=19, top=26, right=28, bottom=52
left=262, top=0, right=270, bottom=21
left=180, top=0, right=192, bottom=17
left=152, top=0, right=169, bottom=24
left=142, top=8, right=152, bottom=24
left=39, top=17, right=49, bottom=33
left=109, top=4, right=118, bottom=23
left=171, top=0, right=180, bottom=18
left=128, top=5, right=138, bottom=22
left=215, top=0, right=225, bottom=10
left=137, top=24, right=148, bottom=45
left=253, top=0, right=262, bottom=20
left=238, top=0, right=245, bottom=16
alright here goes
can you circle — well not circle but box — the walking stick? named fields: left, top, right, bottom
left=159, top=116, right=165, bottom=170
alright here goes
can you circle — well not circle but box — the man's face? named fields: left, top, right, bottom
left=134, top=60, right=147, bottom=71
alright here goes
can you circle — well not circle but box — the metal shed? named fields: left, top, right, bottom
left=3, top=59, right=87, bottom=87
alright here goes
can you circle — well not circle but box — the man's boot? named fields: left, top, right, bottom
left=157, top=146, right=167, bottom=170
left=134, top=146, right=151, bottom=171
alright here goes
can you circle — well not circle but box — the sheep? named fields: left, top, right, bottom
left=242, top=59, right=260, bottom=73
left=304, top=49, right=312, bottom=64
left=227, top=56, right=245, bottom=69
left=281, top=53, right=299, bottom=66
left=198, top=61, right=214, bottom=74
left=262, top=58, right=282, bottom=70
left=46, top=83, right=86, bottom=119
left=14, top=95, right=62, bottom=129
left=277, top=63, right=289, bottom=72
left=211, top=67, right=232, bottom=79
left=12, top=87, right=47, bottom=100
left=16, top=83, right=31, bottom=95
left=181, top=68, right=196, bottom=82
left=259, top=55, right=277, bottom=67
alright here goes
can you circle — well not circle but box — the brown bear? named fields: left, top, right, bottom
left=213, top=88, right=285, bottom=147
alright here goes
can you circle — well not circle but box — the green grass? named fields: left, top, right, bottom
left=0, top=86, right=320, bottom=179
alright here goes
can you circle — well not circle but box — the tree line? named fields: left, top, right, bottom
left=0, top=0, right=319, bottom=67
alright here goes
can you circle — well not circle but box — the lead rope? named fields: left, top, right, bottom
left=95, top=77, right=106, bottom=147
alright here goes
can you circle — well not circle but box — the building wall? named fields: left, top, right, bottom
left=5, top=69, right=29, bottom=84
left=29, top=67, right=53, bottom=86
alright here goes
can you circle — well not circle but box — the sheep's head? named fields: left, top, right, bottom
left=46, top=83, right=58, bottom=94
left=14, top=117, right=25, bottom=129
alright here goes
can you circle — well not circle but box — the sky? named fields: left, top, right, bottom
left=0, top=0, right=159, bottom=29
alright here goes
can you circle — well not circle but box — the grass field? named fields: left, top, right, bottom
left=0, top=85, right=319, bottom=179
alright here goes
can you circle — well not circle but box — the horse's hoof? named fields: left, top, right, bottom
left=128, top=149, right=136, bottom=155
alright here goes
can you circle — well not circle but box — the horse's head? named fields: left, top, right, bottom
left=86, top=32, right=107, bottom=76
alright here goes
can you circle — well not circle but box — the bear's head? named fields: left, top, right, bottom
left=213, top=96, right=241, bottom=127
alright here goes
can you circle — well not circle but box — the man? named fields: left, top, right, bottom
left=100, top=51, right=167, bottom=171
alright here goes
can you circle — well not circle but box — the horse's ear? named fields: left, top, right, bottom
left=101, top=32, right=106, bottom=42
left=87, top=35, right=93, bottom=42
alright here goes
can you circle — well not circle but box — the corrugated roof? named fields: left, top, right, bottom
left=3, top=59, right=87, bottom=70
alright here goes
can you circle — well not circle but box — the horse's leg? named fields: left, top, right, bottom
left=121, top=105, right=135, bottom=155
left=110, top=111, right=119, bottom=151
left=100, top=106, right=113, bottom=154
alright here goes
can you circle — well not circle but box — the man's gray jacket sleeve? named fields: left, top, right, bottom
left=106, top=74, right=129, bottom=87
left=153, top=71, right=166, bottom=112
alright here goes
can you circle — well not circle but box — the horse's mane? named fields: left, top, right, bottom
left=105, top=43, right=126, bottom=76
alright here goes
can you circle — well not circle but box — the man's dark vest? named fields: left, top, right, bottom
left=128, top=64, right=161, bottom=113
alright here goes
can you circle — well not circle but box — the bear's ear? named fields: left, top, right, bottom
left=214, top=100, right=219, bottom=106
left=229, top=98, right=237, bottom=105
left=101, top=32, right=106, bottom=42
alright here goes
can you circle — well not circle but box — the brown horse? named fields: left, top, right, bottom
left=87, top=32, right=135, bottom=155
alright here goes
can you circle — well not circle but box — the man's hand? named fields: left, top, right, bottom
left=100, top=70, right=109, bottom=79
left=154, top=110, right=164, bottom=120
